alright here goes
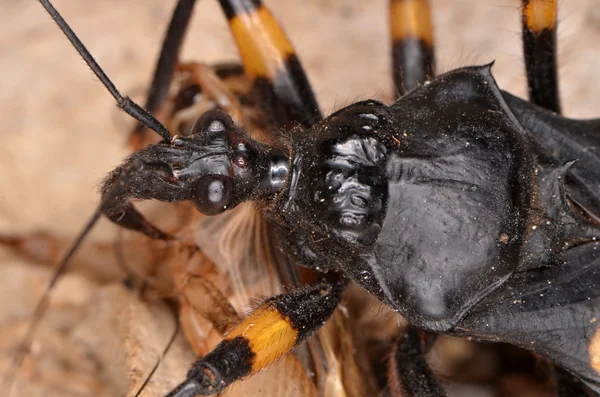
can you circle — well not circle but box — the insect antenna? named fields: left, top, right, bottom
left=132, top=305, right=181, bottom=397
left=136, top=0, right=197, bottom=130
left=38, top=0, right=172, bottom=142
left=0, top=161, right=145, bottom=397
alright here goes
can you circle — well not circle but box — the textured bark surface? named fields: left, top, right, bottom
left=1, top=1, right=599, bottom=396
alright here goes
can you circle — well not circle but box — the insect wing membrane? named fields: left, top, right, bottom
left=503, top=92, right=600, bottom=224
left=457, top=242, right=600, bottom=393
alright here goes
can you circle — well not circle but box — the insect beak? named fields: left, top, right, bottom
left=174, top=151, right=231, bottom=180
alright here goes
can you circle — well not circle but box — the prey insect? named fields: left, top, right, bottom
left=3, top=0, right=600, bottom=396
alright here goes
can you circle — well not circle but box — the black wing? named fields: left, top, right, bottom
left=503, top=92, right=600, bottom=223
left=456, top=242, right=600, bottom=393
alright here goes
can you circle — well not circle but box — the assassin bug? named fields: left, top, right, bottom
left=2, top=0, right=600, bottom=396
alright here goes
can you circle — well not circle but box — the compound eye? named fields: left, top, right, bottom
left=191, top=175, right=232, bottom=215
left=233, top=153, right=249, bottom=169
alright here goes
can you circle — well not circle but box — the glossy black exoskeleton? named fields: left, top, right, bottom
left=276, top=64, right=600, bottom=334
left=271, top=66, right=600, bottom=391
left=103, top=63, right=600, bottom=393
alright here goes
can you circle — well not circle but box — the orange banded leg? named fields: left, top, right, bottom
left=171, top=246, right=242, bottom=355
left=166, top=276, right=346, bottom=396
left=521, top=0, right=561, bottom=113
left=389, top=0, right=435, bottom=96
left=218, top=0, right=321, bottom=129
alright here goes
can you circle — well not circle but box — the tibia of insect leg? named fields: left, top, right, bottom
left=388, top=327, right=447, bottom=397
left=166, top=276, right=347, bottom=397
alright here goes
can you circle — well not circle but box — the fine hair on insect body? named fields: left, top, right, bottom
left=1, top=1, right=600, bottom=397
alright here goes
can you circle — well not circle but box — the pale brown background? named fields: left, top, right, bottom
left=1, top=1, right=600, bottom=396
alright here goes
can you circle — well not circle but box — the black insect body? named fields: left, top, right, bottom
left=283, top=64, right=600, bottom=333
left=25, top=0, right=600, bottom=396
left=283, top=64, right=600, bottom=388
left=126, top=64, right=598, bottom=396
left=278, top=66, right=535, bottom=333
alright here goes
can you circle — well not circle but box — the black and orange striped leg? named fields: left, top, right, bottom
left=521, top=0, right=561, bottom=113
left=165, top=276, right=346, bottom=397
left=218, top=0, right=321, bottom=130
left=129, top=0, right=198, bottom=149
left=389, top=0, right=435, bottom=96
left=387, top=327, right=446, bottom=397
left=216, top=2, right=331, bottom=384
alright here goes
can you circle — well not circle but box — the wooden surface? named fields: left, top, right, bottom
left=1, top=1, right=599, bottom=396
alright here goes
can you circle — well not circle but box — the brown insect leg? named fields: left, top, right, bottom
left=175, top=62, right=245, bottom=127
left=387, top=327, right=447, bottom=397
left=521, top=0, right=561, bottom=113
left=218, top=0, right=321, bottom=130
left=0, top=231, right=64, bottom=269
left=171, top=246, right=242, bottom=356
left=389, top=0, right=436, bottom=97
left=129, top=0, right=198, bottom=150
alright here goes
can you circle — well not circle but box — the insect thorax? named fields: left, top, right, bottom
left=270, top=66, right=543, bottom=332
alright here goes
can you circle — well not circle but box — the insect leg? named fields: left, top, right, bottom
left=214, top=3, right=341, bottom=391
left=389, top=0, right=435, bottom=96
left=165, top=276, right=346, bottom=396
left=176, top=62, right=245, bottom=125
left=217, top=0, right=321, bottom=129
left=172, top=246, right=242, bottom=355
left=130, top=0, right=198, bottom=149
left=521, top=0, right=561, bottom=113
left=387, top=327, right=447, bottom=397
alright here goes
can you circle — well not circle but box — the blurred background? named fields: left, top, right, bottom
left=1, top=1, right=599, bottom=396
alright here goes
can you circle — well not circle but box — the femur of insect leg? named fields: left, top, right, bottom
left=217, top=0, right=322, bottom=130
left=165, top=276, right=346, bottom=396
left=387, top=327, right=447, bottom=397
left=133, top=0, right=198, bottom=134
left=172, top=246, right=243, bottom=354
